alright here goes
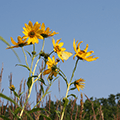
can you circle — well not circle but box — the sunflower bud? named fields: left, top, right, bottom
left=9, top=85, right=15, bottom=91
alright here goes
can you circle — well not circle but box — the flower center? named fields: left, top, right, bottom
left=55, top=46, right=61, bottom=52
left=52, top=65, right=57, bottom=71
left=77, top=50, right=86, bottom=60
left=78, top=50, right=85, bottom=55
left=29, top=30, right=35, bottom=38
left=41, top=34, right=48, bottom=38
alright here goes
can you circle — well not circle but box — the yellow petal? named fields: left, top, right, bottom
left=52, top=38, right=55, bottom=46
left=41, top=23, right=45, bottom=31
left=73, top=39, right=76, bottom=52
left=45, top=27, right=50, bottom=34
left=76, top=85, right=80, bottom=91
left=52, top=55, right=55, bottom=63
left=56, top=39, right=62, bottom=44
left=28, top=21, right=33, bottom=28
left=11, top=37, right=18, bottom=45
left=58, top=42, right=64, bottom=48
left=43, top=69, right=51, bottom=75
left=77, top=41, right=83, bottom=51
left=84, top=44, right=88, bottom=52
left=17, top=36, right=23, bottom=43
left=85, top=51, right=94, bottom=57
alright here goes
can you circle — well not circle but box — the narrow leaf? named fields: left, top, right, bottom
left=0, top=93, right=33, bottom=120
left=0, top=36, right=21, bottom=63
left=55, top=110, right=60, bottom=118
left=40, top=114, right=52, bottom=120
left=19, top=92, right=23, bottom=97
left=28, top=108, right=50, bottom=114
left=41, top=84, right=44, bottom=94
left=27, top=77, right=32, bottom=89
left=15, top=64, right=30, bottom=71
left=38, top=78, right=46, bottom=86
left=14, top=107, right=21, bottom=115
left=0, top=93, right=20, bottom=106
left=0, top=115, right=11, bottom=120
left=67, top=94, right=77, bottom=99
left=25, top=50, right=32, bottom=58
left=13, top=91, right=19, bottom=98
left=69, top=87, right=76, bottom=91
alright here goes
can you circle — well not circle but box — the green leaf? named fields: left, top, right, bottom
left=38, top=78, right=46, bottom=86
left=53, top=76, right=59, bottom=82
left=40, top=114, right=52, bottom=120
left=67, top=94, right=77, bottom=99
left=0, top=93, right=20, bottom=106
left=0, top=115, right=11, bottom=120
left=40, top=84, right=44, bottom=94
left=0, top=93, right=33, bottom=120
left=28, top=108, right=50, bottom=114
left=0, top=36, right=21, bottom=63
left=14, top=107, right=21, bottom=115
left=59, top=72, right=68, bottom=86
left=69, top=87, right=76, bottom=91
left=19, top=92, right=23, bottom=97
left=55, top=110, right=60, bottom=118
left=15, top=64, right=30, bottom=71
left=27, top=77, right=33, bottom=89
left=9, top=107, right=21, bottom=120
left=13, top=91, right=19, bottom=98
left=25, top=50, right=32, bottom=58
left=63, top=98, right=69, bottom=107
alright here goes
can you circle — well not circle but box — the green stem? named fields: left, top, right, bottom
left=49, top=50, right=54, bottom=56
left=41, top=38, right=45, bottom=51
left=33, top=58, right=40, bottom=75
left=33, top=85, right=50, bottom=108
left=70, top=58, right=79, bottom=83
left=22, top=47, right=29, bottom=68
left=60, top=58, right=79, bottom=120
left=29, top=56, right=35, bottom=77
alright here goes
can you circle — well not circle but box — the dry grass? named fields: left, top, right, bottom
left=0, top=65, right=119, bottom=120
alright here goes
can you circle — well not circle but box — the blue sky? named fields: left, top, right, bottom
left=0, top=0, right=120, bottom=105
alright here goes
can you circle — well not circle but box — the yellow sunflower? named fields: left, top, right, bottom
left=40, top=23, right=58, bottom=38
left=22, top=21, right=43, bottom=44
left=6, top=36, right=27, bottom=49
left=43, top=55, right=59, bottom=79
left=52, top=38, right=72, bottom=62
left=74, top=78, right=85, bottom=91
left=73, top=39, right=99, bottom=61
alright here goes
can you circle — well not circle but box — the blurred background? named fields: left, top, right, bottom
left=0, top=0, right=120, bottom=105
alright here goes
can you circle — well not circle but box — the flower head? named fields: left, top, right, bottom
left=74, top=78, right=85, bottom=91
left=52, top=38, right=72, bottom=62
left=73, top=39, right=99, bottom=61
left=6, top=36, right=27, bottom=49
left=43, top=55, right=59, bottom=79
left=22, top=21, right=43, bottom=44
left=40, top=23, right=58, bottom=38
left=9, top=85, right=15, bottom=91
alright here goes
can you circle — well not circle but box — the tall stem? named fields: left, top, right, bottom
left=22, top=47, right=29, bottom=68
left=41, top=38, right=45, bottom=51
left=61, top=58, right=79, bottom=120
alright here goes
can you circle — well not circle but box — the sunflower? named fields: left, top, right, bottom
left=43, top=55, right=59, bottom=79
left=6, top=36, right=27, bottom=49
left=73, top=39, right=99, bottom=61
left=22, top=21, right=43, bottom=44
left=74, top=78, right=85, bottom=91
left=52, top=38, right=72, bottom=62
left=40, top=23, right=58, bottom=38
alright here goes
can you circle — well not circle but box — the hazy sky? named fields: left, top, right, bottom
left=0, top=0, right=120, bottom=105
